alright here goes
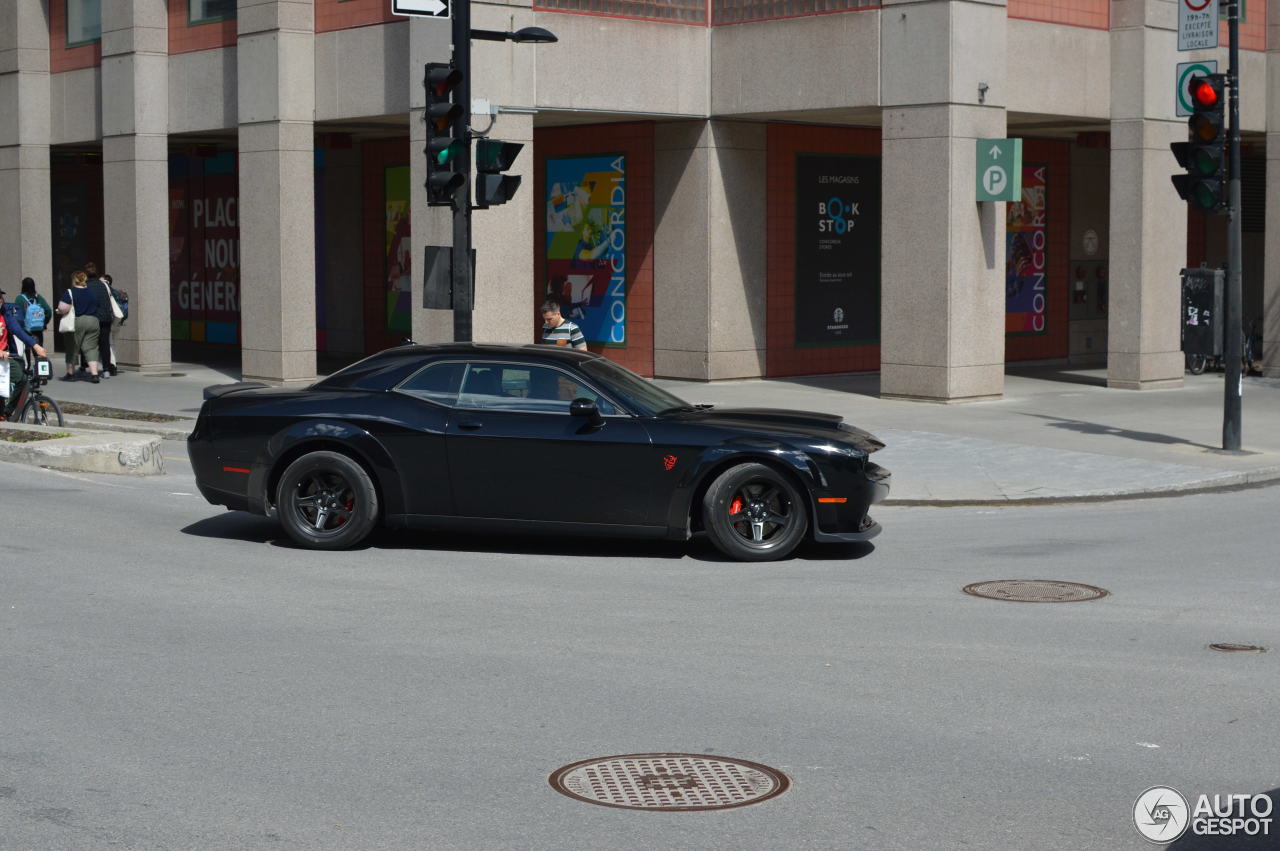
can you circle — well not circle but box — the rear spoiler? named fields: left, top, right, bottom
left=203, top=381, right=269, bottom=401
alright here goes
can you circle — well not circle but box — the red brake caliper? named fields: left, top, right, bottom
left=729, top=497, right=744, bottom=515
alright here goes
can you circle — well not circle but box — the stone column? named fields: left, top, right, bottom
left=1106, top=0, right=1185, bottom=389
left=408, top=11, right=539, bottom=346
left=102, top=0, right=170, bottom=371
left=0, top=2, right=52, bottom=306
left=654, top=120, right=767, bottom=380
left=879, top=0, right=1008, bottom=401
left=237, top=0, right=315, bottom=383
left=1263, top=0, right=1280, bottom=376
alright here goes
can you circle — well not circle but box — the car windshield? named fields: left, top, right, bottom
left=581, top=358, right=691, bottom=417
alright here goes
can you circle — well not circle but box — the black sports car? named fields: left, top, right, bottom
left=188, top=343, right=890, bottom=561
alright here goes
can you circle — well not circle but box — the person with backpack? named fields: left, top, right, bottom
left=14, top=277, right=52, bottom=348
left=0, top=287, right=49, bottom=419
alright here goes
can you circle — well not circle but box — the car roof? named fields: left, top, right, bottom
left=378, top=342, right=602, bottom=366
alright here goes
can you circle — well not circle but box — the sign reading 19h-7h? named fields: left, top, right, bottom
left=1178, top=0, right=1219, bottom=51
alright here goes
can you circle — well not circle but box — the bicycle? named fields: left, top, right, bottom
left=5, top=356, right=65, bottom=426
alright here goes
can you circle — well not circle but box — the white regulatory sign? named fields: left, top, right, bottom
left=1178, top=0, right=1219, bottom=50
left=1175, top=60, right=1218, bottom=116
left=392, top=0, right=450, bottom=18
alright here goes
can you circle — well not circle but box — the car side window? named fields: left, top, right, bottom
left=397, top=361, right=465, bottom=406
left=457, top=363, right=617, bottom=414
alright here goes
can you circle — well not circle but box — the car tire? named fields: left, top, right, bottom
left=701, top=462, right=809, bottom=562
left=276, top=451, right=379, bottom=550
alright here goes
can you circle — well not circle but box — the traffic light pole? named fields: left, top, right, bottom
left=450, top=0, right=474, bottom=343
left=1224, top=0, right=1242, bottom=450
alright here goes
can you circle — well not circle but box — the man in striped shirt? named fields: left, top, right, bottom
left=540, top=300, right=588, bottom=349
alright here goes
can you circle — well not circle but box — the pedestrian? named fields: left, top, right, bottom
left=13, top=277, right=52, bottom=355
left=87, top=269, right=119, bottom=377
left=0, top=287, right=50, bottom=420
left=540, top=300, right=588, bottom=350
left=57, top=270, right=102, bottom=383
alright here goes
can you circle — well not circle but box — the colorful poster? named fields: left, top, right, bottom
left=1006, top=164, right=1048, bottom=335
left=545, top=155, right=626, bottom=346
left=170, top=153, right=240, bottom=344
left=384, top=165, right=412, bottom=335
left=794, top=154, right=880, bottom=346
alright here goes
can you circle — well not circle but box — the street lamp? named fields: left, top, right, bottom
left=470, top=26, right=558, bottom=43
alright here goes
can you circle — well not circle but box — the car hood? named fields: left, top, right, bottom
left=674, top=407, right=884, bottom=452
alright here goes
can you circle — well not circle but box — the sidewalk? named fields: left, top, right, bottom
left=38, top=360, right=1280, bottom=505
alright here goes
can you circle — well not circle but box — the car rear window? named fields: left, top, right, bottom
left=313, top=352, right=428, bottom=392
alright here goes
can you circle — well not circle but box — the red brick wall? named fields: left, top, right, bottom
left=169, top=2, right=238, bottom=55
left=766, top=124, right=881, bottom=378
left=1005, top=138, right=1070, bottom=362
left=49, top=2, right=101, bottom=73
left=534, top=123, right=656, bottom=377
left=316, top=0, right=401, bottom=33
left=361, top=138, right=412, bottom=355
left=1008, top=0, right=1107, bottom=29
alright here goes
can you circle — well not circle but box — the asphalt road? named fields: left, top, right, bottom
left=1, top=446, right=1277, bottom=850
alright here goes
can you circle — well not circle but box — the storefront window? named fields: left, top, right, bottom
left=190, top=0, right=237, bottom=24
left=66, top=0, right=101, bottom=47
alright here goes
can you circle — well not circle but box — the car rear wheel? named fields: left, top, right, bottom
left=702, top=462, right=809, bottom=561
left=277, top=451, right=379, bottom=550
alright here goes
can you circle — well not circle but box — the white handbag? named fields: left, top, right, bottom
left=58, top=290, right=76, bottom=333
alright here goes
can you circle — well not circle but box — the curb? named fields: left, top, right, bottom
left=882, top=464, right=1280, bottom=506
left=60, top=414, right=193, bottom=440
left=0, top=421, right=165, bottom=476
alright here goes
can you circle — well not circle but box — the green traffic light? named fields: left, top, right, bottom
left=1193, top=183, right=1220, bottom=210
left=1191, top=148, right=1219, bottom=175
left=427, top=138, right=463, bottom=167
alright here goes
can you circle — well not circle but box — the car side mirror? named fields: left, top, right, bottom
left=570, top=397, right=604, bottom=428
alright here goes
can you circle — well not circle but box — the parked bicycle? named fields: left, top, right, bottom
left=7, top=356, right=65, bottom=426
left=1185, top=320, right=1262, bottom=376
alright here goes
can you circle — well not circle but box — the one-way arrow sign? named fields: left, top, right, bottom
left=393, top=0, right=449, bottom=18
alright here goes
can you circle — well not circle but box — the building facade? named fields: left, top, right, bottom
left=1, top=0, right=1276, bottom=398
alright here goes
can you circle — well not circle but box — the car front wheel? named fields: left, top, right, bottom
left=702, top=462, right=809, bottom=561
left=277, top=451, right=379, bottom=550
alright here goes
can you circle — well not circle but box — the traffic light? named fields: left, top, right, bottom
left=474, top=139, right=524, bottom=208
left=1171, top=73, right=1227, bottom=213
left=424, top=61, right=465, bottom=206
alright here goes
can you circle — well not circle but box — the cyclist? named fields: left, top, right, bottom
left=0, top=287, right=50, bottom=420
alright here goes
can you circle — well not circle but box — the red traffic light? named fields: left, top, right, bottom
left=1190, top=79, right=1219, bottom=108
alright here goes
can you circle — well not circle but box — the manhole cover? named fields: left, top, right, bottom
left=962, top=580, right=1109, bottom=603
left=1208, top=643, right=1267, bottom=653
left=549, top=753, right=788, bottom=811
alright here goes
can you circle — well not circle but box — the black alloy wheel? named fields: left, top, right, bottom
left=277, top=451, right=379, bottom=550
left=1186, top=353, right=1207, bottom=375
left=702, top=462, right=809, bottom=561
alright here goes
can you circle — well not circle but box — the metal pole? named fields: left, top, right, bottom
left=1223, top=0, right=1242, bottom=449
left=451, top=0, right=473, bottom=342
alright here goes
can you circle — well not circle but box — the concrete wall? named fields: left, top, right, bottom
left=710, top=14, right=879, bottom=117
left=1007, top=19, right=1109, bottom=120
left=533, top=12, right=708, bottom=116
left=315, top=20, right=411, bottom=121
left=169, top=48, right=237, bottom=133
left=49, top=67, right=102, bottom=144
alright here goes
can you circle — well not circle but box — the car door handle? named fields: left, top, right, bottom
left=457, top=421, right=483, bottom=431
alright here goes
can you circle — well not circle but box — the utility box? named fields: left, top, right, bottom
left=1180, top=266, right=1224, bottom=355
